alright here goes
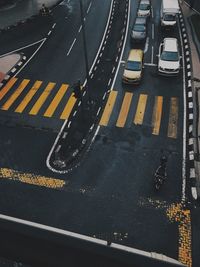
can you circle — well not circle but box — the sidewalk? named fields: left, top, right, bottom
left=181, top=1, right=200, bottom=201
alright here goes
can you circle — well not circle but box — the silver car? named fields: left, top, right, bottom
left=137, top=0, right=151, bottom=17
left=131, top=23, right=147, bottom=43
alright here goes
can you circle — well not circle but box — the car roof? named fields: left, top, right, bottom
left=140, top=0, right=150, bottom=4
left=135, top=16, right=147, bottom=24
left=128, top=49, right=143, bottom=61
left=164, top=38, right=178, bottom=52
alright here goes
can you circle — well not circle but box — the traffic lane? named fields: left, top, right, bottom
left=0, top=16, right=54, bottom=56
left=16, top=0, right=111, bottom=85
left=0, top=126, right=180, bottom=260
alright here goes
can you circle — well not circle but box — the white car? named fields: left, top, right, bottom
left=158, top=38, right=181, bottom=75
left=137, top=0, right=151, bottom=17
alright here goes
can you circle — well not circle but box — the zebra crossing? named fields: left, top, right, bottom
left=99, top=91, right=179, bottom=139
left=0, top=78, right=179, bottom=138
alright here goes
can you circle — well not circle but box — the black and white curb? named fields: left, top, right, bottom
left=0, top=55, right=27, bottom=89
left=179, top=10, right=197, bottom=201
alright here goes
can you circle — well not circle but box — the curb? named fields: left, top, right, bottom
left=0, top=54, right=27, bottom=89
left=179, top=8, right=197, bottom=201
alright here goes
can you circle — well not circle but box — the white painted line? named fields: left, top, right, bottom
left=184, top=39, right=187, bottom=44
left=103, top=92, right=107, bottom=100
left=99, top=52, right=103, bottom=58
left=22, top=56, right=26, bottom=60
left=191, top=187, right=197, bottom=200
left=90, top=124, right=94, bottom=131
left=144, top=37, right=149, bottom=54
left=48, top=30, right=52, bottom=36
left=187, top=64, right=191, bottom=69
left=144, top=63, right=157, bottom=67
left=183, top=33, right=186, bottom=38
left=189, top=125, right=193, bottom=133
left=185, top=44, right=188, bottom=49
left=97, top=59, right=100, bottom=64
left=96, top=107, right=101, bottom=116
left=91, top=125, right=100, bottom=143
left=78, top=25, right=82, bottom=33
left=187, top=72, right=191, bottom=77
left=18, top=61, right=22, bottom=66
left=83, top=91, right=86, bottom=96
left=14, top=39, right=46, bottom=77
left=189, top=153, right=194, bottom=161
left=115, top=56, right=119, bottom=62
left=67, top=38, right=76, bottom=56
left=178, top=17, right=187, bottom=202
left=182, top=27, right=186, bottom=32
left=186, top=57, right=190, bottom=62
left=186, top=51, right=189, bottom=55
left=189, top=138, right=194, bottom=145
left=152, top=24, right=154, bottom=40
left=188, top=91, right=192, bottom=98
left=86, top=1, right=92, bottom=14
left=190, top=168, right=195, bottom=178
left=188, top=80, right=192, bottom=87
left=189, top=113, right=193, bottom=120
left=62, top=132, right=68, bottom=139
left=90, top=73, right=94, bottom=79
left=151, top=46, right=154, bottom=64
left=0, top=39, right=45, bottom=57
left=4, top=75, right=10, bottom=80
left=52, top=23, right=56, bottom=28
left=121, top=60, right=125, bottom=64
left=108, top=78, right=112, bottom=86
left=112, top=66, right=115, bottom=73
left=189, top=102, right=193, bottom=109
left=78, top=101, right=81, bottom=107
left=11, top=68, right=17, bottom=73
left=73, top=110, right=77, bottom=117
left=46, top=0, right=115, bottom=173
left=151, top=6, right=154, bottom=18
left=68, top=121, right=71, bottom=128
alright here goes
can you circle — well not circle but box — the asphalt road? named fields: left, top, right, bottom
left=0, top=0, right=199, bottom=266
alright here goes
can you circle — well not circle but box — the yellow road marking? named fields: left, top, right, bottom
left=134, top=94, right=147, bottom=125
left=99, top=90, right=117, bottom=126
left=0, top=168, right=65, bottom=189
left=168, top=97, right=178, bottom=139
left=0, top=77, right=18, bottom=101
left=1, top=79, right=30, bottom=110
left=44, top=84, right=69, bottom=117
left=152, top=96, right=163, bottom=135
left=116, top=92, right=133, bottom=127
left=15, top=80, right=43, bottom=113
left=167, top=203, right=192, bottom=267
left=60, top=93, right=77, bottom=120
left=29, top=82, right=55, bottom=115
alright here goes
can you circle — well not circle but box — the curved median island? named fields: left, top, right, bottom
left=47, top=0, right=130, bottom=173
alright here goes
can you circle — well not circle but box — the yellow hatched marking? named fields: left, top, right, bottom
left=29, top=82, right=55, bottom=115
left=99, top=90, right=117, bottom=126
left=60, top=93, right=76, bottom=120
left=1, top=79, right=30, bottom=110
left=116, top=92, right=133, bottom=127
left=168, top=97, right=178, bottom=139
left=0, top=167, right=65, bottom=189
left=15, top=80, right=43, bottom=113
left=134, top=94, right=147, bottom=125
left=0, top=77, right=18, bottom=101
left=152, top=96, right=163, bottom=135
left=44, top=84, right=69, bottom=117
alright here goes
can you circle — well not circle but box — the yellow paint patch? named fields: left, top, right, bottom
left=60, top=93, right=77, bottom=120
left=167, top=203, right=192, bottom=267
left=0, top=77, right=18, bottom=101
left=168, top=97, right=178, bottom=139
left=152, top=96, right=163, bottom=135
left=116, top=92, right=133, bottom=127
left=134, top=94, right=147, bottom=125
left=0, top=168, right=65, bottom=189
left=99, top=90, right=117, bottom=126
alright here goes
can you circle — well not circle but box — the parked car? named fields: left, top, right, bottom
left=158, top=38, right=181, bottom=75
left=137, top=0, right=151, bottom=17
left=122, top=49, right=144, bottom=84
left=131, top=16, right=147, bottom=43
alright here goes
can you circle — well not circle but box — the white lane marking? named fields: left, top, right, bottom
left=151, top=6, right=154, bottom=18
left=151, top=46, right=154, bottom=64
left=152, top=23, right=154, bottom=40
left=78, top=25, right=82, bottom=33
left=67, top=38, right=76, bottom=56
left=144, top=37, right=149, bottom=54
left=46, top=0, right=115, bottom=173
left=48, top=30, right=52, bottom=36
left=178, top=15, right=187, bottom=202
left=0, top=39, right=45, bottom=57
left=144, top=63, right=157, bottom=66
left=87, top=1, right=92, bottom=14
left=14, top=39, right=46, bottom=77
left=108, top=78, right=112, bottom=86
left=52, top=23, right=56, bottom=28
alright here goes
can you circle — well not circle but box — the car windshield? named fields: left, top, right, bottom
left=126, top=61, right=141, bottom=71
left=164, top=14, right=176, bottom=21
left=139, top=3, right=150, bottom=10
left=161, top=51, right=179, bottom=61
left=133, top=24, right=145, bottom=32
